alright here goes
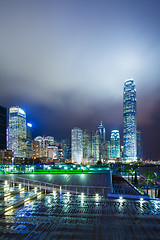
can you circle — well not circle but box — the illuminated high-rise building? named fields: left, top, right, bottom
left=71, top=127, right=83, bottom=164
left=137, top=130, right=143, bottom=160
left=83, top=130, right=92, bottom=159
left=123, top=79, right=137, bottom=161
left=26, top=123, right=32, bottom=159
left=91, top=130, right=100, bottom=162
left=110, top=130, right=120, bottom=158
left=60, top=139, right=71, bottom=161
left=98, top=121, right=105, bottom=160
left=34, top=136, right=55, bottom=157
left=102, top=141, right=111, bottom=161
left=8, top=106, right=26, bottom=158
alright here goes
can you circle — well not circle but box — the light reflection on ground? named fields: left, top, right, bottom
left=0, top=194, right=160, bottom=239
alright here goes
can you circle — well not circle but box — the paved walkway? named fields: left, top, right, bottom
left=0, top=194, right=160, bottom=239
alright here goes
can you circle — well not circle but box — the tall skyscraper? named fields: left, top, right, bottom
left=91, top=130, right=100, bottom=163
left=83, top=130, right=92, bottom=159
left=0, top=106, right=7, bottom=150
left=137, top=130, right=143, bottom=160
left=71, top=127, right=83, bottom=164
left=98, top=121, right=105, bottom=160
left=110, top=130, right=120, bottom=158
left=26, top=123, right=32, bottom=159
left=60, top=139, right=71, bottom=161
left=123, top=79, right=137, bottom=161
left=8, top=107, right=26, bottom=158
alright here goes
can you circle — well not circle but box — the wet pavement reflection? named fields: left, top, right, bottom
left=0, top=193, right=160, bottom=239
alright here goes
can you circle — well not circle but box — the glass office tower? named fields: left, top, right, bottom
left=8, top=107, right=26, bottom=158
left=98, top=121, right=105, bottom=160
left=71, top=127, right=83, bottom=164
left=26, top=123, right=32, bottom=159
left=123, top=79, right=137, bottom=161
left=137, top=130, right=143, bottom=161
left=110, top=130, right=120, bottom=158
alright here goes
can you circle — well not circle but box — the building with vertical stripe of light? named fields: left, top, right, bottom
left=123, top=79, right=137, bottom=161
left=8, top=106, right=26, bottom=158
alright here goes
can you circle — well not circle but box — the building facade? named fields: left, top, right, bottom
left=110, top=130, right=120, bottom=158
left=123, top=79, right=137, bottom=161
left=60, top=139, right=71, bottom=161
left=83, top=130, right=92, bottom=160
left=71, top=127, right=83, bottom=164
left=91, top=130, right=100, bottom=163
left=137, top=130, right=143, bottom=160
left=0, top=106, right=7, bottom=150
left=8, top=107, right=26, bottom=158
left=98, top=121, right=105, bottom=160
left=26, top=123, right=32, bottom=159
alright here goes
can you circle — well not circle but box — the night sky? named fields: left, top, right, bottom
left=0, top=0, right=160, bottom=160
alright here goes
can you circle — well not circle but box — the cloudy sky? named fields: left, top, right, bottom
left=0, top=0, right=160, bottom=159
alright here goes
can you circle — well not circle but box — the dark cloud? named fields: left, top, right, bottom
left=0, top=0, right=160, bottom=159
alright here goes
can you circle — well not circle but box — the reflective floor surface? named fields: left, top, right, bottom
left=0, top=193, right=160, bottom=240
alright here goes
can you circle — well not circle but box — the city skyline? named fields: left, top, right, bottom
left=0, top=0, right=160, bottom=160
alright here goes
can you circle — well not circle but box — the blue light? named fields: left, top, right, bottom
left=27, top=123, right=32, bottom=128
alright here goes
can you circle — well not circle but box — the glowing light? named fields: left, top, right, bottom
left=140, top=198, right=144, bottom=201
left=18, top=108, right=25, bottom=115
left=95, top=193, right=99, bottom=200
left=67, top=191, right=70, bottom=196
left=24, top=197, right=30, bottom=202
left=5, top=206, right=13, bottom=212
left=27, top=123, right=32, bottom=127
left=119, top=196, right=123, bottom=200
left=81, top=193, right=84, bottom=198
left=4, top=192, right=11, bottom=197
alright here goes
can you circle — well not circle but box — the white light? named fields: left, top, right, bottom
left=18, top=108, right=25, bottom=115
left=67, top=191, right=70, bottom=196
left=140, top=198, right=144, bottom=201
left=5, top=180, right=8, bottom=185
left=119, top=196, right=123, bottom=200
left=27, top=123, right=32, bottom=128
left=95, top=193, right=99, bottom=199
left=81, top=193, right=84, bottom=198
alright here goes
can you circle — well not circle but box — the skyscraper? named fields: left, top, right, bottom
left=110, top=130, right=120, bottom=158
left=8, top=107, right=26, bottom=158
left=83, top=130, right=92, bottom=160
left=71, top=127, right=83, bottom=164
left=98, top=121, right=105, bottom=160
left=91, top=130, right=100, bottom=163
left=123, top=79, right=137, bottom=161
left=26, top=123, right=32, bottom=159
left=137, top=130, right=143, bottom=161
left=0, top=106, right=7, bottom=150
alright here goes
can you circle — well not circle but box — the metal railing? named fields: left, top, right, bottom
left=0, top=176, right=112, bottom=196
